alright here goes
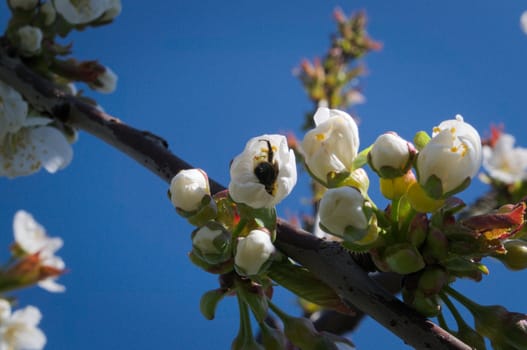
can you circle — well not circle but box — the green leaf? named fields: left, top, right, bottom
left=268, top=260, right=352, bottom=314
left=199, top=288, right=227, bottom=320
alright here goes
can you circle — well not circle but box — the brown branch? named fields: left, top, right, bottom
left=0, top=42, right=471, bottom=350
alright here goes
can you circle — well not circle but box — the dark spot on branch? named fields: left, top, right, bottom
left=390, top=320, right=397, bottom=327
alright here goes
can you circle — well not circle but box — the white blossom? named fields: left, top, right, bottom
left=0, top=299, right=46, bottom=350
left=483, top=133, right=527, bottom=184
left=369, top=132, right=414, bottom=178
left=0, top=81, right=28, bottom=143
left=89, top=66, right=117, bottom=94
left=192, top=225, right=225, bottom=256
left=301, top=107, right=359, bottom=183
left=8, top=0, right=38, bottom=10
left=417, top=115, right=482, bottom=197
left=235, top=229, right=275, bottom=276
left=53, top=0, right=108, bottom=24
left=16, top=26, right=43, bottom=55
left=318, top=186, right=368, bottom=238
left=13, top=210, right=66, bottom=292
left=170, top=169, right=210, bottom=212
left=0, top=115, right=73, bottom=178
left=229, top=134, right=297, bottom=209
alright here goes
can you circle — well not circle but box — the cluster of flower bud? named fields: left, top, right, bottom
left=1, top=0, right=123, bottom=178
left=170, top=134, right=298, bottom=279
left=295, top=10, right=380, bottom=112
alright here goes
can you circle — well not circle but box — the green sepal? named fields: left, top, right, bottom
left=259, top=321, right=287, bottom=350
left=267, top=260, right=353, bottom=314
left=414, top=131, right=431, bottom=151
left=326, top=170, right=351, bottom=189
left=352, top=144, right=373, bottom=169
left=188, top=251, right=234, bottom=275
left=199, top=288, right=227, bottom=320
left=235, top=281, right=269, bottom=324
left=383, top=243, right=425, bottom=274
left=422, top=174, right=444, bottom=200
left=237, top=204, right=277, bottom=241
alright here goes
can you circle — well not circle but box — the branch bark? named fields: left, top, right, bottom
left=0, top=43, right=471, bottom=350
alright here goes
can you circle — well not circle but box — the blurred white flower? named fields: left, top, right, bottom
left=301, top=107, right=359, bottom=184
left=0, top=115, right=73, bottom=178
left=483, top=133, right=527, bottom=184
left=417, top=115, right=482, bottom=198
left=8, top=0, right=38, bottom=10
left=521, top=11, right=527, bottom=35
left=13, top=210, right=66, bottom=292
left=369, top=132, right=414, bottom=178
left=235, top=229, right=275, bottom=276
left=0, top=299, right=46, bottom=350
left=53, top=0, right=108, bottom=24
left=100, top=0, right=121, bottom=21
left=89, top=66, right=117, bottom=93
left=170, top=169, right=210, bottom=212
left=0, top=81, right=28, bottom=143
left=318, top=186, right=368, bottom=238
left=17, top=26, right=43, bottom=55
left=41, top=1, right=57, bottom=26
left=229, top=134, right=297, bottom=208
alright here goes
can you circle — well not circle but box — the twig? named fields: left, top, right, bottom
left=0, top=42, right=470, bottom=350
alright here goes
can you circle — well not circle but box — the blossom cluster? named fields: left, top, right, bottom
left=0, top=210, right=67, bottom=350
left=169, top=134, right=297, bottom=278
left=0, top=0, right=122, bottom=178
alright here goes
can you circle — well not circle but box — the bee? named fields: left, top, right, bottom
left=254, top=140, right=279, bottom=195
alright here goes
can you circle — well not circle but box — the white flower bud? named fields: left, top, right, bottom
left=301, top=107, right=359, bottom=184
left=191, top=223, right=231, bottom=265
left=170, top=169, right=211, bottom=212
left=369, top=132, right=415, bottom=178
left=229, top=134, right=297, bottom=209
left=89, top=66, right=117, bottom=93
left=482, top=133, right=527, bottom=184
left=235, top=229, right=275, bottom=276
left=8, top=0, right=38, bottom=10
left=319, top=186, right=368, bottom=238
left=53, top=0, right=107, bottom=24
left=41, top=2, right=57, bottom=26
left=17, top=26, right=43, bottom=55
left=417, top=115, right=482, bottom=198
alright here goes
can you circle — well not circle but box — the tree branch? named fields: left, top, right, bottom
left=0, top=43, right=470, bottom=350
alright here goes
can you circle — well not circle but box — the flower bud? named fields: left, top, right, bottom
left=16, top=26, right=43, bottom=56
left=41, top=2, right=57, bottom=25
left=380, top=171, right=416, bottom=200
left=191, top=222, right=231, bottom=265
left=369, top=132, right=415, bottom=178
left=416, top=115, right=482, bottom=199
left=54, top=0, right=107, bottom=24
left=301, top=107, right=359, bottom=185
left=170, top=169, right=211, bottom=212
left=318, top=187, right=368, bottom=241
left=417, top=267, right=448, bottom=296
left=495, top=239, right=527, bottom=271
left=384, top=243, right=425, bottom=274
left=229, top=134, right=297, bottom=209
left=234, top=229, right=275, bottom=276
left=89, top=66, right=118, bottom=93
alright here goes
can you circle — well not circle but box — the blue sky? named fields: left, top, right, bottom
left=2, top=1, right=527, bottom=349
